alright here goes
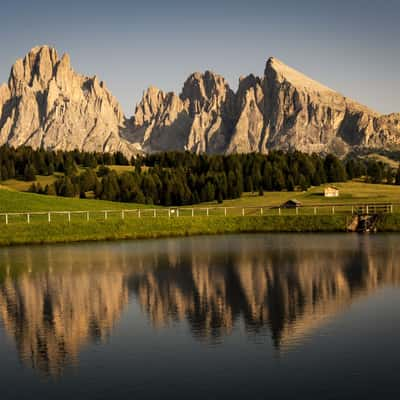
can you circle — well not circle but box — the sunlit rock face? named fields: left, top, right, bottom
left=0, top=46, right=136, bottom=156
left=2, top=46, right=400, bottom=156
left=130, top=57, right=400, bottom=156
left=130, top=71, right=236, bottom=154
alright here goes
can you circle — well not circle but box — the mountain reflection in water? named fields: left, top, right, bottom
left=0, top=234, right=398, bottom=376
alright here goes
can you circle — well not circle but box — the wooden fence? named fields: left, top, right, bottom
left=0, top=203, right=396, bottom=225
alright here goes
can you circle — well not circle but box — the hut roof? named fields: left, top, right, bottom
left=281, top=199, right=302, bottom=208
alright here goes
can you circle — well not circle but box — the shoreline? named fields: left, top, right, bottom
left=0, top=214, right=399, bottom=247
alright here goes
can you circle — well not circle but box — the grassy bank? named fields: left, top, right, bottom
left=377, top=214, right=400, bottom=232
left=0, top=215, right=350, bottom=246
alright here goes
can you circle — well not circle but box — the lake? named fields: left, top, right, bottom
left=0, top=234, right=400, bottom=399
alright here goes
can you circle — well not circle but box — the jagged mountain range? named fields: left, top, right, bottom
left=1, top=45, right=399, bottom=156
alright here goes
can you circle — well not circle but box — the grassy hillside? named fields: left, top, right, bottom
left=362, top=153, right=399, bottom=169
left=192, top=181, right=400, bottom=209
left=1, top=181, right=400, bottom=214
left=0, top=182, right=400, bottom=245
left=0, top=165, right=136, bottom=192
left=0, top=189, right=152, bottom=213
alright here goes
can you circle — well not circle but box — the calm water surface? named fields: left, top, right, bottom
left=1, top=234, right=400, bottom=399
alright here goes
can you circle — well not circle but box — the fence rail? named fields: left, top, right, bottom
left=0, top=203, right=397, bottom=225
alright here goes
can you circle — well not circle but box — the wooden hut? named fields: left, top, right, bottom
left=324, top=186, right=339, bottom=198
left=281, top=199, right=302, bottom=209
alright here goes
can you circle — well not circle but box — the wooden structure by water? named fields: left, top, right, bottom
left=347, top=203, right=393, bottom=233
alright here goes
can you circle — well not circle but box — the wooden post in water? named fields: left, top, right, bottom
left=105, top=211, right=108, bottom=220
left=260, top=207, right=263, bottom=216
left=192, top=208, right=194, bottom=217
left=154, top=209, right=156, bottom=218
left=68, top=212, right=71, bottom=223
left=224, top=208, right=227, bottom=217
left=207, top=208, right=209, bottom=217
left=242, top=208, right=245, bottom=217
left=5, top=214, right=8, bottom=225
left=48, top=212, right=51, bottom=223
left=27, top=214, right=30, bottom=224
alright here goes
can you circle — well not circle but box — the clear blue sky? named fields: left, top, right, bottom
left=1, top=0, right=399, bottom=115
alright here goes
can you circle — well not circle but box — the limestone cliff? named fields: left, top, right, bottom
left=0, top=46, right=136, bottom=155
left=1, top=46, right=400, bottom=156
left=129, top=57, right=400, bottom=156
left=130, top=71, right=236, bottom=154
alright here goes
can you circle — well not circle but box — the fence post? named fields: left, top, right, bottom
left=391, top=204, right=393, bottom=213
left=87, top=211, right=89, bottom=221
left=314, top=207, right=317, bottom=215
left=122, top=210, right=125, bottom=220
left=154, top=209, right=156, bottom=218
left=332, top=207, right=335, bottom=215
left=296, top=207, right=299, bottom=215
left=68, top=212, right=71, bottom=223
left=138, top=210, right=141, bottom=218
left=242, top=208, right=245, bottom=217
left=224, top=208, right=227, bottom=217
left=192, top=208, right=194, bottom=217
left=5, top=214, right=8, bottom=225
left=48, top=212, right=51, bottom=223
left=351, top=206, right=354, bottom=214
left=177, top=209, right=180, bottom=217
left=278, top=208, right=281, bottom=216
left=366, top=205, right=369, bottom=215
left=207, top=208, right=209, bottom=217
left=260, top=207, right=263, bottom=216
left=104, top=211, right=108, bottom=220
left=27, top=213, right=30, bottom=224
left=168, top=209, right=171, bottom=218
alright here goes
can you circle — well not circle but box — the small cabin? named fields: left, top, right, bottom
left=324, top=186, right=339, bottom=198
left=281, top=199, right=302, bottom=209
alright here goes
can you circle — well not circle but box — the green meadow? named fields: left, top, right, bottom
left=192, top=181, right=400, bottom=208
left=0, top=180, right=399, bottom=246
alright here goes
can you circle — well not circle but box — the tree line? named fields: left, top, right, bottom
left=0, top=146, right=399, bottom=206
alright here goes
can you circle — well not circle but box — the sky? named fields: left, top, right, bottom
left=0, top=0, right=399, bottom=115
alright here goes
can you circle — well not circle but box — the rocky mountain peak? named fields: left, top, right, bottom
left=133, top=86, right=169, bottom=126
left=182, top=71, right=229, bottom=100
left=8, top=46, right=58, bottom=95
left=181, top=70, right=235, bottom=116
left=1, top=46, right=400, bottom=157
left=0, top=45, right=135, bottom=155
left=265, top=56, right=336, bottom=96
left=129, top=56, right=400, bottom=155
